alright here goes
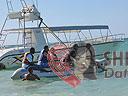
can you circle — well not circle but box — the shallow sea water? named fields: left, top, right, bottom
left=0, top=70, right=128, bottom=96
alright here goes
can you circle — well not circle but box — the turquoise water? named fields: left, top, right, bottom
left=1, top=70, right=128, bottom=96
left=1, top=40, right=128, bottom=96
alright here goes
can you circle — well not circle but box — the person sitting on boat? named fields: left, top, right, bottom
left=62, top=44, right=79, bottom=67
left=0, top=63, right=6, bottom=70
left=49, top=47, right=58, bottom=61
left=22, top=67, right=40, bottom=81
left=22, top=47, right=36, bottom=69
left=37, top=45, right=49, bottom=68
left=95, top=51, right=110, bottom=73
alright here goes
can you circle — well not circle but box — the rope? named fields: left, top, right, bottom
left=42, top=21, right=67, bottom=48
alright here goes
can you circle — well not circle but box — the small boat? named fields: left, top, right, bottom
left=11, top=67, right=57, bottom=80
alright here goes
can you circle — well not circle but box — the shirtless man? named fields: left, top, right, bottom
left=22, top=67, right=40, bottom=81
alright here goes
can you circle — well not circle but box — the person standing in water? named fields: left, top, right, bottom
left=83, top=43, right=97, bottom=80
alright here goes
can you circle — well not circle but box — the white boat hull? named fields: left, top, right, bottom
left=11, top=68, right=57, bottom=80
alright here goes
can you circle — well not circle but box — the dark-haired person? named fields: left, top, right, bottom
left=22, top=47, right=36, bottom=69
left=95, top=51, right=110, bottom=73
left=83, top=43, right=97, bottom=80
left=22, top=67, right=40, bottom=81
left=62, top=44, right=79, bottom=67
left=0, top=63, right=6, bottom=70
left=37, top=45, right=49, bottom=68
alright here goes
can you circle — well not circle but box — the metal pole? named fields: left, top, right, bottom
left=6, top=0, right=10, bottom=13
left=23, top=10, right=26, bottom=48
left=77, top=30, right=82, bottom=42
left=17, top=19, right=21, bottom=48
left=100, top=29, right=104, bottom=42
left=0, top=16, right=8, bottom=35
left=89, top=29, right=93, bottom=40
left=42, top=21, right=67, bottom=47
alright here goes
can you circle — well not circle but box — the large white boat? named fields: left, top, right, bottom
left=0, top=25, right=124, bottom=68
left=0, top=0, right=125, bottom=79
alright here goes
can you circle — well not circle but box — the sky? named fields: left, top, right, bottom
left=0, top=0, right=128, bottom=36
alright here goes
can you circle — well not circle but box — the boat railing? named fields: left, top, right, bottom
left=49, top=33, right=125, bottom=47
left=85, top=33, right=125, bottom=44
left=0, top=33, right=8, bottom=49
left=0, top=28, right=35, bottom=50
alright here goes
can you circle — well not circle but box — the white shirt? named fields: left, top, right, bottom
left=22, top=53, right=33, bottom=68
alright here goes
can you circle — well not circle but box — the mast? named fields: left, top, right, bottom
left=23, top=8, right=26, bottom=48
left=3, top=0, right=67, bottom=48
left=6, top=0, right=13, bottom=13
